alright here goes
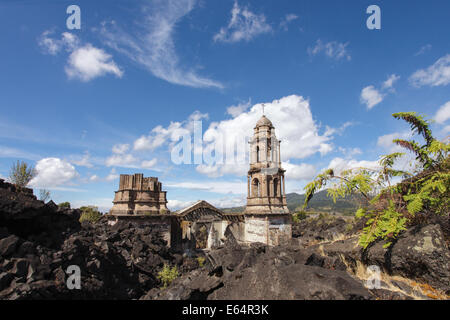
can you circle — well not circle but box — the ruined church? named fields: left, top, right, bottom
left=107, top=114, right=292, bottom=249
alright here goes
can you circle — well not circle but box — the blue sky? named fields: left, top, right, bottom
left=0, top=0, right=449, bottom=211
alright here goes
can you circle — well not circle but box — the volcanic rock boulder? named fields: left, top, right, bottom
left=316, top=222, right=450, bottom=295
left=145, top=243, right=372, bottom=300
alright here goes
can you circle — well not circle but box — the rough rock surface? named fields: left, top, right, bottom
left=1, top=178, right=448, bottom=300
left=315, top=222, right=450, bottom=295
left=0, top=179, right=192, bottom=299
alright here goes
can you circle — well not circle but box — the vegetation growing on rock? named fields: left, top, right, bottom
left=303, top=112, right=449, bottom=249
left=79, top=206, right=102, bottom=223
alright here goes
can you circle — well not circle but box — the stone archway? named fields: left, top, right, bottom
left=251, top=178, right=260, bottom=197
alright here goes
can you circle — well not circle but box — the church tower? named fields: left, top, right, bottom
left=244, top=115, right=289, bottom=214
left=243, top=114, right=291, bottom=246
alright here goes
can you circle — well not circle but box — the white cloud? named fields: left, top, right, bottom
left=360, top=85, right=384, bottom=109
left=133, top=110, right=207, bottom=152
left=226, top=100, right=251, bottom=118
left=326, top=157, right=380, bottom=176
left=65, top=44, right=123, bottom=82
left=38, top=31, right=79, bottom=55
left=409, top=54, right=450, bottom=87
left=112, top=143, right=130, bottom=154
left=29, top=158, right=79, bottom=188
left=279, top=14, right=299, bottom=31
left=105, top=154, right=137, bottom=168
left=434, top=101, right=450, bottom=124
left=141, top=158, right=158, bottom=169
left=89, top=174, right=100, bottom=182
left=282, top=161, right=316, bottom=181
left=382, top=74, right=400, bottom=89
left=377, top=131, right=413, bottom=153
left=308, top=39, right=351, bottom=61
left=99, top=0, right=222, bottom=89
left=71, top=152, right=93, bottom=168
left=338, top=147, right=362, bottom=157
left=213, top=1, right=272, bottom=43
left=361, top=74, right=400, bottom=109
left=39, top=31, right=122, bottom=82
left=167, top=199, right=195, bottom=211
left=105, top=168, right=119, bottom=181
left=196, top=95, right=335, bottom=177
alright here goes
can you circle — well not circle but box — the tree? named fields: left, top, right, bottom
left=79, top=206, right=102, bottom=223
left=39, top=189, right=51, bottom=202
left=303, top=112, right=449, bottom=249
left=9, top=160, right=36, bottom=188
left=58, top=202, right=71, bottom=209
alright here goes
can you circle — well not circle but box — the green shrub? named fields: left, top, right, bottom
left=79, top=206, right=102, bottom=223
left=58, top=202, right=71, bottom=209
left=157, top=264, right=179, bottom=288
left=196, top=257, right=206, bottom=267
left=292, top=210, right=307, bottom=223
left=9, top=160, right=36, bottom=188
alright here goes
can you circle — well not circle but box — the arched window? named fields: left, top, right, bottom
left=251, top=178, right=260, bottom=197
left=273, top=178, right=278, bottom=197
left=256, top=146, right=260, bottom=163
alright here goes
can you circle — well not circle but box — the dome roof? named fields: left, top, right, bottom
left=255, top=115, right=273, bottom=128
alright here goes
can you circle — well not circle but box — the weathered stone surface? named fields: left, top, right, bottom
left=314, top=222, right=450, bottom=295
left=0, top=235, right=20, bottom=256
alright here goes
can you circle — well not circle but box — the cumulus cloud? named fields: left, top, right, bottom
left=326, top=157, right=380, bottom=176
left=434, top=101, right=450, bottom=124
left=409, top=54, right=450, bottom=87
left=99, top=0, right=222, bottom=89
left=377, top=131, right=412, bottom=153
left=360, top=74, right=400, bottom=109
left=65, top=44, right=123, bottom=81
left=282, top=162, right=316, bottom=181
left=38, top=30, right=122, bottom=82
left=307, top=39, right=351, bottom=61
left=360, top=85, right=384, bottom=109
left=226, top=100, right=251, bottom=118
left=167, top=199, right=195, bottom=211
left=29, top=158, right=79, bottom=188
left=195, top=95, right=336, bottom=177
left=213, top=1, right=272, bottom=43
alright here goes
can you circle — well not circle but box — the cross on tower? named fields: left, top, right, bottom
left=262, top=103, right=265, bottom=115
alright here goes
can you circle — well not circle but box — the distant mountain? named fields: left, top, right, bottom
left=222, top=189, right=360, bottom=214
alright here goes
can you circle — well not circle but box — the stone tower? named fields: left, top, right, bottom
left=243, top=114, right=291, bottom=245
left=244, top=115, right=289, bottom=214
left=109, top=173, right=169, bottom=216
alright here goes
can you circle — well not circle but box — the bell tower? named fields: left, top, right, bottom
left=244, top=115, right=289, bottom=214
left=243, top=113, right=291, bottom=246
